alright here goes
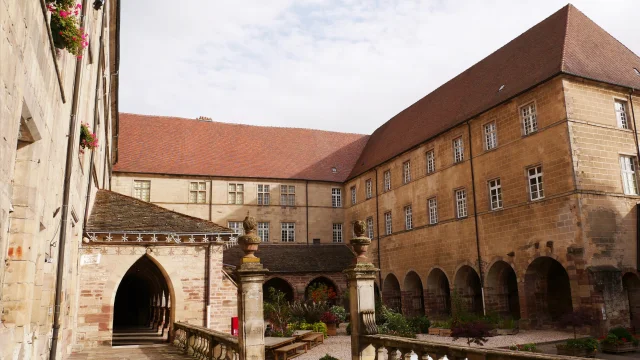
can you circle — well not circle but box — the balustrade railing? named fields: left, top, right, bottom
left=362, top=334, right=586, bottom=360
left=173, top=322, right=239, bottom=360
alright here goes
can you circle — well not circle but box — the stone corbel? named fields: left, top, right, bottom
left=361, top=310, right=377, bottom=335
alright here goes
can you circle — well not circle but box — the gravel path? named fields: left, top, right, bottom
left=295, top=330, right=575, bottom=360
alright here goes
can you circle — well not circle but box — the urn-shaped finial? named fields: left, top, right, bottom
left=350, top=220, right=371, bottom=263
left=239, top=215, right=261, bottom=261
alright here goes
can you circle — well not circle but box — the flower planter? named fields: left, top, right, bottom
left=428, top=328, right=441, bottom=336
left=601, top=342, right=637, bottom=354
left=496, top=328, right=519, bottom=336
left=326, top=323, right=337, bottom=336
left=439, top=329, right=452, bottom=337
left=556, top=345, right=597, bottom=358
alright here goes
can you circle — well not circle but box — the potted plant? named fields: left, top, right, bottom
left=79, top=123, right=98, bottom=153
left=556, top=338, right=599, bottom=358
left=47, top=2, right=88, bottom=57
left=320, top=311, right=339, bottom=336
left=600, top=327, right=639, bottom=353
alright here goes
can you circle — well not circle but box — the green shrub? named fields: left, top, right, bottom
left=263, top=287, right=291, bottom=333
left=288, top=321, right=328, bottom=337
left=497, top=317, right=517, bottom=329
left=378, top=307, right=416, bottom=338
left=319, top=355, right=339, bottom=360
left=329, top=305, right=347, bottom=324
left=409, top=316, right=431, bottom=333
left=509, top=343, right=537, bottom=352
left=610, top=327, right=638, bottom=345
left=564, top=338, right=599, bottom=351
left=346, top=322, right=351, bottom=335
left=430, top=318, right=452, bottom=329
left=290, top=301, right=329, bottom=323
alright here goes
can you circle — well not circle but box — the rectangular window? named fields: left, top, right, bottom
left=428, top=197, right=438, bottom=224
left=528, top=166, right=544, bottom=201
left=332, top=223, right=343, bottom=243
left=365, top=179, right=373, bottom=199
left=332, top=188, right=342, bottom=208
left=228, top=221, right=244, bottom=236
left=257, top=184, right=270, bottom=205
left=366, top=217, right=374, bottom=239
left=228, top=183, right=244, bottom=204
left=404, top=205, right=413, bottom=230
left=258, top=222, right=270, bottom=242
left=189, top=181, right=206, bottom=204
left=620, top=156, right=638, bottom=195
left=616, top=100, right=630, bottom=129
left=133, top=180, right=151, bottom=202
left=488, top=178, right=503, bottom=210
left=351, top=186, right=357, bottom=205
left=426, top=150, right=435, bottom=174
left=384, top=170, right=391, bottom=192
left=484, top=122, right=497, bottom=150
left=453, top=137, right=464, bottom=163
left=455, top=189, right=467, bottom=218
left=521, top=102, right=538, bottom=135
left=281, top=222, right=295, bottom=242
left=384, top=212, right=392, bottom=235
left=280, top=185, right=296, bottom=206
left=403, top=161, right=411, bottom=184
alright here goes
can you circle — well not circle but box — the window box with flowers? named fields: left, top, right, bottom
left=79, top=123, right=98, bottom=153
left=600, top=327, right=639, bottom=354
left=46, top=1, right=88, bottom=57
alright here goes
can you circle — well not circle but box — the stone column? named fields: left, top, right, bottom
left=236, top=216, right=268, bottom=360
left=344, top=220, right=379, bottom=360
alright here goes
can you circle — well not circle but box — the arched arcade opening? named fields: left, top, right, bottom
left=113, top=255, right=172, bottom=345
left=263, top=277, right=295, bottom=303
left=382, top=274, right=402, bottom=313
left=403, top=271, right=425, bottom=317
left=486, top=261, right=520, bottom=319
left=524, top=257, right=573, bottom=327
left=305, top=277, right=339, bottom=304
left=623, top=273, right=640, bottom=330
left=454, top=265, right=483, bottom=315
left=426, top=268, right=451, bottom=318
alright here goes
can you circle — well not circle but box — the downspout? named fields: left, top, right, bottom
left=205, top=243, right=211, bottom=327
left=50, top=0, right=88, bottom=358
left=374, top=168, right=382, bottom=286
left=628, top=90, right=640, bottom=270
left=208, top=179, right=213, bottom=221
left=466, top=121, right=486, bottom=315
left=306, top=181, right=309, bottom=245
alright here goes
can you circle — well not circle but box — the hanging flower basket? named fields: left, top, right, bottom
left=47, top=2, right=88, bottom=57
left=79, top=123, right=98, bottom=153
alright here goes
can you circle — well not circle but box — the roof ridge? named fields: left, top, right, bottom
left=560, top=4, right=572, bottom=72
left=120, top=112, right=369, bottom=136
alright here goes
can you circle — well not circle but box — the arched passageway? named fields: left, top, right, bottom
left=426, top=268, right=451, bottom=318
left=524, top=257, right=572, bottom=327
left=374, top=282, right=382, bottom=303
left=263, top=277, right=295, bottom=303
left=454, top=266, right=483, bottom=315
left=486, top=261, right=520, bottom=319
left=623, top=273, right=640, bottom=330
left=382, top=274, right=402, bottom=313
left=306, top=277, right=339, bottom=304
left=113, top=256, right=172, bottom=345
left=403, top=272, right=425, bottom=317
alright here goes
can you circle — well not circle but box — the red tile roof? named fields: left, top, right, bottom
left=347, top=4, right=640, bottom=180
left=114, top=114, right=369, bottom=182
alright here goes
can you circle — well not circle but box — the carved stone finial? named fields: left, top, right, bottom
left=350, top=220, right=372, bottom=263
left=239, top=215, right=261, bottom=263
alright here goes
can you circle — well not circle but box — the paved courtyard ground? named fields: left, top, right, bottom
left=68, top=344, right=190, bottom=360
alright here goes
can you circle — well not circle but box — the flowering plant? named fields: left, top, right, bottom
left=47, top=2, right=88, bottom=57
left=307, top=283, right=337, bottom=303
left=600, top=327, right=639, bottom=346
left=320, top=311, right=338, bottom=324
left=79, top=123, right=98, bottom=153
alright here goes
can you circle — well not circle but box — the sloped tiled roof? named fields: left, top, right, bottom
left=86, top=190, right=233, bottom=233
left=113, top=114, right=369, bottom=182
left=347, top=4, right=640, bottom=179
left=223, top=244, right=354, bottom=273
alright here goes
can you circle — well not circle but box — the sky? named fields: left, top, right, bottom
left=119, top=0, right=640, bottom=134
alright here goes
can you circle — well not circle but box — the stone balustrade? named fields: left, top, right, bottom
left=173, top=322, right=239, bottom=360
left=361, top=334, right=586, bottom=360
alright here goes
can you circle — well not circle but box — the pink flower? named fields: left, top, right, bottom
left=60, top=11, right=68, bottom=18
left=77, top=55, right=83, bottom=59
left=76, top=3, right=82, bottom=9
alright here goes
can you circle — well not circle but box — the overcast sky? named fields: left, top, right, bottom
left=119, top=0, right=639, bottom=134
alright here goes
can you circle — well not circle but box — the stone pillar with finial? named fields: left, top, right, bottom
left=344, top=220, right=379, bottom=360
left=236, top=215, right=268, bottom=360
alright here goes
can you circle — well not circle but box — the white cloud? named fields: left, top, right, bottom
left=119, top=0, right=640, bottom=134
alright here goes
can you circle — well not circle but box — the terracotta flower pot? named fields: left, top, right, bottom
left=326, top=322, right=337, bottom=336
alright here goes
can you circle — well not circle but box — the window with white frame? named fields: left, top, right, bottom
left=366, top=217, right=374, bottom=239
left=484, top=122, right=497, bottom=150
left=620, top=156, right=638, bottom=195
left=426, top=150, right=435, bottom=174
left=521, top=102, right=538, bottom=135
left=257, top=184, right=270, bottom=205
left=133, top=180, right=151, bottom=202
left=351, top=186, right=357, bottom=205
left=453, top=137, right=464, bottom=163
left=332, top=188, right=342, bottom=208
left=280, top=185, right=296, bottom=206
left=403, top=161, right=411, bottom=184
left=428, top=197, right=438, bottom=224
left=384, top=170, right=391, bottom=192
left=384, top=212, right=392, bottom=235
left=365, top=179, right=373, bottom=199
left=281, top=222, right=295, bottom=242
left=616, top=100, right=630, bottom=130
left=228, top=183, right=244, bottom=204
left=404, top=205, right=413, bottom=230
left=527, top=166, right=544, bottom=201
left=455, top=189, right=467, bottom=218
left=228, top=221, right=244, bottom=236
left=258, top=222, right=269, bottom=242
left=189, top=181, right=206, bottom=204
left=332, top=223, right=343, bottom=243
left=488, top=178, right=503, bottom=210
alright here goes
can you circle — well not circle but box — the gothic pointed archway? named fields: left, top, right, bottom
left=112, top=255, right=174, bottom=345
